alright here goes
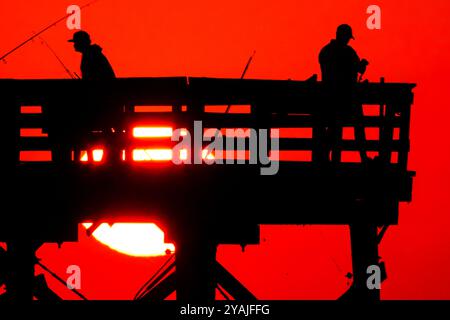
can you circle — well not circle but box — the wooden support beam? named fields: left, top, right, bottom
left=4, top=241, right=35, bottom=303
left=175, top=238, right=217, bottom=302
left=348, top=224, right=380, bottom=301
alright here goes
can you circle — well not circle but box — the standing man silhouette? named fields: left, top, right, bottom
left=319, top=24, right=369, bottom=163
left=68, top=30, right=121, bottom=164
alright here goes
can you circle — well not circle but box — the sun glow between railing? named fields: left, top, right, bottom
left=79, top=127, right=213, bottom=162
left=133, top=127, right=187, bottom=138
left=133, top=149, right=174, bottom=161
left=133, top=127, right=173, bottom=138
left=80, top=149, right=104, bottom=162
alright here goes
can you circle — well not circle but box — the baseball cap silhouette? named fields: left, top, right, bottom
left=336, top=24, right=355, bottom=40
left=68, top=30, right=91, bottom=43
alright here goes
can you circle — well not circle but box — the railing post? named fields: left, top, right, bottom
left=379, top=103, right=395, bottom=164
left=398, top=103, right=412, bottom=170
left=175, top=236, right=217, bottom=302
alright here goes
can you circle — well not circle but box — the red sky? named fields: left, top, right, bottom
left=1, top=0, right=450, bottom=299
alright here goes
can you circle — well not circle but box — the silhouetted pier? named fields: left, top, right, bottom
left=0, top=77, right=415, bottom=302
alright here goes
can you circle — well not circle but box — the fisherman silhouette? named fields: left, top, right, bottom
left=318, top=24, right=369, bottom=164
left=68, top=30, right=115, bottom=80
left=68, top=30, right=121, bottom=164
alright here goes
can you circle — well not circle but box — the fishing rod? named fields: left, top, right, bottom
left=134, top=254, right=174, bottom=300
left=204, top=51, right=256, bottom=159
left=36, top=260, right=88, bottom=300
left=39, top=36, right=77, bottom=79
left=0, top=0, right=101, bottom=62
left=225, top=50, right=256, bottom=113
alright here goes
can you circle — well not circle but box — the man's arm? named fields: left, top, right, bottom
left=349, top=47, right=368, bottom=75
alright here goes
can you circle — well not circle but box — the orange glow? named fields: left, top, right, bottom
left=204, top=128, right=251, bottom=138
left=202, top=149, right=215, bottom=160
left=80, top=149, right=104, bottom=162
left=180, top=148, right=188, bottom=160
left=133, top=149, right=173, bottom=161
left=132, top=148, right=215, bottom=161
left=82, top=223, right=175, bottom=257
left=80, top=151, right=88, bottom=162
left=20, top=106, right=42, bottom=114
left=5, top=0, right=445, bottom=301
left=132, top=127, right=187, bottom=138
left=92, top=150, right=104, bottom=162
left=75, top=128, right=195, bottom=163
left=205, top=105, right=251, bottom=113
left=20, top=128, right=48, bottom=137
left=134, top=105, right=172, bottom=112
left=19, top=151, right=51, bottom=162
left=133, top=127, right=173, bottom=138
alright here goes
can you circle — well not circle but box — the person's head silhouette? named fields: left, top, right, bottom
left=336, top=24, right=354, bottom=45
left=68, top=30, right=91, bottom=53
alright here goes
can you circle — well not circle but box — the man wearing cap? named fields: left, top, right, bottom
left=68, top=31, right=120, bottom=164
left=319, top=24, right=368, bottom=88
left=68, top=30, right=115, bottom=80
left=318, top=24, right=369, bottom=164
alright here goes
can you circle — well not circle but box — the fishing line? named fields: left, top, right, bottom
left=39, top=36, right=76, bottom=79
